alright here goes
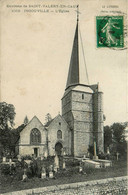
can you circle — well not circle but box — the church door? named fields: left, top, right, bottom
left=34, top=148, right=38, bottom=157
left=55, top=142, right=63, bottom=156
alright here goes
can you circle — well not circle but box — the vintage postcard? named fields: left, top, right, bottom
left=0, top=0, right=127, bottom=194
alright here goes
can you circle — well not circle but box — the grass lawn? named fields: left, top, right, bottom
left=0, top=159, right=127, bottom=194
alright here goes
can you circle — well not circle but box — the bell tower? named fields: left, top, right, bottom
left=61, top=6, right=104, bottom=156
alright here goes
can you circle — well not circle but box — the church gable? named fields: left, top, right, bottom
left=46, top=114, right=71, bottom=156
left=20, top=116, right=46, bottom=145
left=47, top=114, right=69, bottom=128
left=19, top=116, right=47, bottom=157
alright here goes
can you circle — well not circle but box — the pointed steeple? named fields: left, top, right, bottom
left=66, top=22, right=79, bottom=88
left=66, top=7, right=89, bottom=89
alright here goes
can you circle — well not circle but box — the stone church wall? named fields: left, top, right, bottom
left=47, top=115, right=71, bottom=156
left=62, top=88, right=95, bottom=157
left=19, top=116, right=46, bottom=156
left=72, top=91, right=93, bottom=156
left=93, top=92, right=104, bottom=153
left=19, top=145, right=46, bottom=156
left=72, top=91, right=92, bottom=103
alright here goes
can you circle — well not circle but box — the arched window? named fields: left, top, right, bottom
left=30, top=128, right=41, bottom=144
left=57, top=130, right=62, bottom=139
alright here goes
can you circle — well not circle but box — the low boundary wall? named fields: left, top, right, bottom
left=0, top=176, right=128, bottom=195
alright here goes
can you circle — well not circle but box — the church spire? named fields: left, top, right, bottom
left=66, top=6, right=89, bottom=89
left=66, top=20, right=79, bottom=89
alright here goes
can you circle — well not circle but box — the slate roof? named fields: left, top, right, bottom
left=45, top=114, right=69, bottom=128
left=66, top=19, right=89, bottom=89
left=45, top=119, right=54, bottom=127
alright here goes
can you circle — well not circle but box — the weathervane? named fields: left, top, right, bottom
left=75, top=5, right=81, bottom=22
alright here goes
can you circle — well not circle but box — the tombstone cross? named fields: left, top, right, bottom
left=116, top=152, right=119, bottom=161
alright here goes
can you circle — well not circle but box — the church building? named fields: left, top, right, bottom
left=18, top=13, right=104, bottom=158
left=61, top=16, right=104, bottom=156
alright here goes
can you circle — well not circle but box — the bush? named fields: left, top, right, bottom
left=30, top=160, right=38, bottom=177
left=98, top=153, right=112, bottom=160
left=65, top=158, right=80, bottom=167
left=1, top=164, right=10, bottom=175
left=21, top=155, right=33, bottom=160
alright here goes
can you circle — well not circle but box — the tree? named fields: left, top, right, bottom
left=10, top=124, right=26, bottom=156
left=104, top=122, right=127, bottom=157
left=112, top=123, right=125, bottom=143
left=24, top=116, right=29, bottom=125
left=0, top=102, right=16, bottom=156
left=111, top=123, right=127, bottom=154
left=0, top=102, right=15, bottom=130
left=45, top=113, right=52, bottom=124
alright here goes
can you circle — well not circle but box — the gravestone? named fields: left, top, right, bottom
left=41, top=172, right=46, bottom=179
left=79, top=165, right=83, bottom=173
left=17, top=155, right=22, bottom=162
left=49, top=165, right=53, bottom=171
left=2, top=157, right=6, bottom=162
left=22, top=169, right=28, bottom=182
left=9, top=158, right=12, bottom=163
left=41, top=156, right=44, bottom=160
left=9, top=159, right=12, bottom=172
left=49, top=165, right=54, bottom=177
left=41, top=167, right=46, bottom=179
left=79, top=162, right=83, bottom=173
left=44, top=151, right=48, bottom=158
left=107, top=147, right=110, bottom=154
left=49, top=171, right=53, bottom=178
left=54, top=154, right=59, bottom=171
left=63, top=159, right=66, bottom=169
left=54, top=166, right=57, bottom=172
left=87, top=152, right=90, bottom=158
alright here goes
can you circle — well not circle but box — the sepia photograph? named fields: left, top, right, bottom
left=0, top=0, right=127, bottom=194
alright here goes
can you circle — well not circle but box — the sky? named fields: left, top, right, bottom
left=0, top=0, right=127, bottom=127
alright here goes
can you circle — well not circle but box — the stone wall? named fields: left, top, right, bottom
left=73, top=130, right=93, bottom=156
left=62, top=85, right=105, bottom=156
left=47, top=115, right=71, bottom=156
left=62, top=88, right=94, bottom=156
left=93, top=92, right=104, bottom=153
left=72, top=90, right=93, bottom=156
left=19, top=116, right=46, bottom=156
left=19, top=145, right=46, bottom=157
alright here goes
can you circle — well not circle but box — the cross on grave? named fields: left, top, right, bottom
left=79, top=162, right=82, bottom=173
left=116, top=152, right=119, bottom=161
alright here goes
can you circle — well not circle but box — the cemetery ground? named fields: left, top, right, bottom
left=0, top=157, right=127, bottom=194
